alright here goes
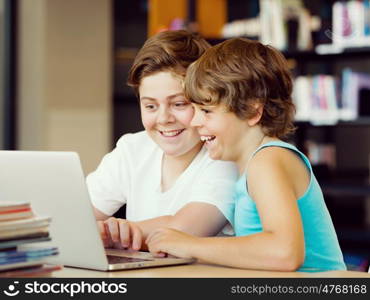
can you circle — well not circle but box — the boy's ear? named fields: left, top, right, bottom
left=247, top=102, right=263, bottom=126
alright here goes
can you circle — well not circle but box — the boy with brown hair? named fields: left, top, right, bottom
left=88, top=31, right=238, bottom=251
left=146, top=38, right=346, bottom=272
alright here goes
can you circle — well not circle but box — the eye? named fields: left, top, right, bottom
left=201, top=108, right=212, bottom=114
left=144, top=104, right=157, bottom=111
left=173, top=101, right=189, bottom=108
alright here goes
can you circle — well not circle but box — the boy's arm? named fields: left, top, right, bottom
left=147, top=151, right=306, bottom=271
left=147, top=229, right=302, bottom=271
left=97, top=202, right=227, bottom=251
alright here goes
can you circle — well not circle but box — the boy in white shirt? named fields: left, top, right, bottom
left=87, top=30, right=238, bottom=251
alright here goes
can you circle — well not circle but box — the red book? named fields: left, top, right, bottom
left=0, top=207, right=32, bottom=215
left=0, top=201, right=33, bottom=221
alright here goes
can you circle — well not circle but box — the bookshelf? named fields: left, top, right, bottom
left=113, top=0, right=370, bottom=270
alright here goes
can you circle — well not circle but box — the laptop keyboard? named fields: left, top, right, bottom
left=107, top=255, right=153, bottom=264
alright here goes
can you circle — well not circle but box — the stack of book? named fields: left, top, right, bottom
left=0, top=201, right=61, bottom=277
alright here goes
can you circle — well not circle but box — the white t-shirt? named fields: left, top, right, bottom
left=86, top=131, right=238, bottom=223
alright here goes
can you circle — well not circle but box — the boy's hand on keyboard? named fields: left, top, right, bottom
left=146, top=227, right=198, bottom=259
left=97, top=217, right=143, bottom=250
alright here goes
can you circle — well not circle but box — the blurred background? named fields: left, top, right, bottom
left=1, top=0, right=370, bottom=271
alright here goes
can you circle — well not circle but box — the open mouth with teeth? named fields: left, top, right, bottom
left=159, top=129, right=185, bottom=137
left=200, top=135, right=216, bottom=143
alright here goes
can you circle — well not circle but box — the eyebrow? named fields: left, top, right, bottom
left=140, top=93, right=185, bottom=101
left=195, top=103, right=217, bottom=108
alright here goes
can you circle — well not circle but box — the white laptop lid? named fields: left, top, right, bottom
left=0, top=151, right=109, bottom=270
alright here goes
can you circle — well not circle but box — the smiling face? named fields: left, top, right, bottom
left=191, top=103, right=250, bottom=162
left=139, top=71, right=202, bottom=157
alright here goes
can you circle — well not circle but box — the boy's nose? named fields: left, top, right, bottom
left=157, top=108, right=175, bottom=124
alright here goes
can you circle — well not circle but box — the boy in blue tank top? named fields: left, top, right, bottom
left=146, top=37, right=346, bottom=272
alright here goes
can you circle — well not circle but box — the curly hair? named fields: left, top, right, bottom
left=184, top=38, right=296, bottom=138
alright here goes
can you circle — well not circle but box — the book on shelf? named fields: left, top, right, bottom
left=318, top=0, right=370, bottom=53
left=343, top=252, right=369, bottom=272
left=292, top=68, right=370, bottom=124
left=365, top=0, right=370, bottom=36
left=293, top=74, right=340, bottom=125
left=260, top=0, right=287, bottom=50
left=222, top=0, right=320, bottom=51
left=292, top=76, right=312, bottom=121
left=341, top=68, right=370, bottom=120
left=305, top=141, right=336, bottom=169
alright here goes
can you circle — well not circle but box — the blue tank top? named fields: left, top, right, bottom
left=233, top=141, right=346, bottom=272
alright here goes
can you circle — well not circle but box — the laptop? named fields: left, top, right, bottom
left=0, top=151, right=195, bottom=271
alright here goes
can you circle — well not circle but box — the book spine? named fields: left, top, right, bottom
left=0, top=208, right=31, bottom=215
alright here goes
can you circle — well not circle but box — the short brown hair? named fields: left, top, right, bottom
left=127, top=30, right=210, bottom=95
left=184, top=38, right=296, bottom=138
